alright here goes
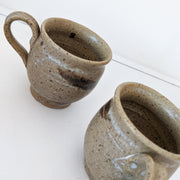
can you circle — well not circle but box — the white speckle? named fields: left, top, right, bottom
left=140, top=170, right=146, bottom=176
left=120, top=162, right=125, bottom=166
left=89, top=35, right=98, bottom=43
left=112, top=153, right=140, bottom=172
left=33, top=53, right=85, bottom=75
left=47, top=54, right=84, bottom=74
left=112, top=159, right=123, bottom=171
left=130, top=162, right=138, bottom=169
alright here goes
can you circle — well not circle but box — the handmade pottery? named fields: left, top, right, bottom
left=4, top=11, right=112, bottom=108
left=84, top=82, right=180, bottom=180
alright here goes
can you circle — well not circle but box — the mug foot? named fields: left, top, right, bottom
left=30, top=87, right=70, bottom=109
left=84, top=159, right=95, bottom=180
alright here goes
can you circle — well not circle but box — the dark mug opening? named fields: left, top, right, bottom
left=116, top=83, right=180, bottom=158
left=42, top=18, right=112, bottom=63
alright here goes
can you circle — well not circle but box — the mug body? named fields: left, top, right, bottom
left=84, top=82, right=180, bottom=180
left=27, top=18, right=112, bottom=108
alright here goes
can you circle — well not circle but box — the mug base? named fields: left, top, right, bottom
left=84, top=159, right=95, bottom=180
left=30, top=86, right=70, bottom=109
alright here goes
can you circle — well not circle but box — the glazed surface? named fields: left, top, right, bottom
left=47, top=30, right=102, bottom=61
left=84, top=83, right=180, bottom=180
left=27, top=35, right=105, bottom=107
left=122, top=100, right=178, bottom=154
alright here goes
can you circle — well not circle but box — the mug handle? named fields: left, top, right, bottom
left=4, top=11, right=40, bottom=67
left=114, top=153, right=168, bottom=180
left=131, top=154, right=168, bottom=180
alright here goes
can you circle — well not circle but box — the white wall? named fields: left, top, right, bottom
left=1, top=0, right=180, bottom=81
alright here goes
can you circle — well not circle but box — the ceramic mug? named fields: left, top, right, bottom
left=84, top=82, right=180, bottom=180
left=4, top=11, right=112, bottom=108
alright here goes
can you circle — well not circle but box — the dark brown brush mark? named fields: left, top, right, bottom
left=57, top=68, right=97, bottom=90
left=100, top=100, right=111, bottom=120
left=69, top=32, right=76, bottom=38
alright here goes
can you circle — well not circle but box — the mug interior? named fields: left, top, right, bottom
left=119, top=83, right=180, bottom=155
left=43, top=18, right=111, bottom=62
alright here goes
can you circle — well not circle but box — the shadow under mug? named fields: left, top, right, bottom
left=84, top=82, right=180, bottom=180
left=4, top=11, right=112, bottom=108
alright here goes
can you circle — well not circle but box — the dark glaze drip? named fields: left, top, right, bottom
left=100, top=100, right=111, bottom=121
left=58, top=68, right=97, bottom=90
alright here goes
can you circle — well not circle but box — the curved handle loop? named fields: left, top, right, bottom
left=132, top=154, right=168, bottom=180
left=4, top=11, right=40, bottom=67
left=153, top=161, right=168, bottom=180
left=113, top=153, right=168, bottom=180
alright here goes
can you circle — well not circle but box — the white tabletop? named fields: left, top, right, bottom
left=0, top=10, right=180, bottom=180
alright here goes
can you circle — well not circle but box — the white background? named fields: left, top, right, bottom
left=0, top=1, right=180, bottom=180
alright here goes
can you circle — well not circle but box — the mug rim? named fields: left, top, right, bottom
left=114, top=82, right=180, bottom=161
left=41, top=17, right=112, bottom=66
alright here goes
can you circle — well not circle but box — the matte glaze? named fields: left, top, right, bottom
left=84, top=82, right=180, bottom=180
left=4, top=11, right=112, bottom=108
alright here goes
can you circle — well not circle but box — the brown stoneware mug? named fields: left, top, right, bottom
left=84, top=82, right=180, bottom=180
left=4, top=11, right=112, bottom=108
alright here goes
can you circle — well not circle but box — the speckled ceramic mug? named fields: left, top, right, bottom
left=84, top=82, right=180, bottom=180
left=4, top=11, right=112, bottom=108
